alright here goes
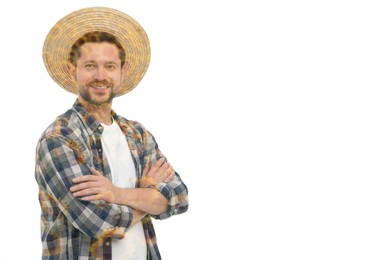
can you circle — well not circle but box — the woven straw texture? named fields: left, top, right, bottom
left=43, top=7, right=151, bottom=96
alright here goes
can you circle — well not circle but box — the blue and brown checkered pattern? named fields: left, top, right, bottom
left=35, top=99, right=189, bottom=259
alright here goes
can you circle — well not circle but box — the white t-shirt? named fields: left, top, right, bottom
left=101, top=120, right=147, bottom=260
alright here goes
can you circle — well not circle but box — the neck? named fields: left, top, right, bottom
left=78, top=98, right=113, bottom=125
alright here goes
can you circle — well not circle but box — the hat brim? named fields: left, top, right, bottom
left=43, top=7, right=151, bottom=96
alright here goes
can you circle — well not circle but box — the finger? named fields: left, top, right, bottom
left=91, top=168, right=103, bottom=176
left=166, top=170, right=175, bottom=182
left=162, top=168, right=175, bottom=182
left=73, top=187, right=101, bottom=197
left=70, top=184, right=82, bottom=192
left=80, top=194, right=100, bottom=201
left=70, top=179, right=100, bottom=192
left=72, top=175, right=98, bottom=183
left=159, top=164, right=171, bottom=177
left=147, top=158, right=165, bottom=175
left=142, top=164, right=149, bottom=176
left=155, top=162, right=170, bottom=177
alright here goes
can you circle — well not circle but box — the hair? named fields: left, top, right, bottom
left=69, top=31, right=126, bottom=68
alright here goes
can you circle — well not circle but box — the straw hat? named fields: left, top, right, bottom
left=42, top=7, right=151, bottom=96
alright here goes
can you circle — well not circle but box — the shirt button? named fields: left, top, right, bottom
left=98, top=126, right=103, bottom=130
left=98, top=149, right=102, bottom=153
left=105, top=242, right=110, bottom=246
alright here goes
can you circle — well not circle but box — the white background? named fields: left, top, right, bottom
left=1, top=0, right=390, bottom=259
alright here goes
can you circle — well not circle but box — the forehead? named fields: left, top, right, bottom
left=78, top=42, right=121, bottom=61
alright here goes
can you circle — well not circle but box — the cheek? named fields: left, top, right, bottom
left=75, top=71, right=90, bottom=83
left=110, top=72, right=123, bottom=84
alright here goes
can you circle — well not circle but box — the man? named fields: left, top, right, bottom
left=35, top=7, right=188, bottom=260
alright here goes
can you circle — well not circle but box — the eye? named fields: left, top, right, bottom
left=84, top=63, right=96, bottom=69
left=106, top=63, right=118, bottom=71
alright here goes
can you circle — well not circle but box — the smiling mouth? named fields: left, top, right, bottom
left=87, top=79, right=113, bottom=89
left=91, top=86, right=109, bottom=89
left=89, top=86, right=112, bottom=95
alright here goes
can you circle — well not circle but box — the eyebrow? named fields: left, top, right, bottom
left=80, top=60, right=120, bottom=65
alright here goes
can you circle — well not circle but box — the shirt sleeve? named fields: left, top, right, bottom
left=152, top=172, right=189, bottom=220
left=140, top=127, right=189, bottom=220
left=36, top=134, right=133, bottom=238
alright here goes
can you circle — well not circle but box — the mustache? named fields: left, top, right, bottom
left=86, top=80, right=113, bottom=88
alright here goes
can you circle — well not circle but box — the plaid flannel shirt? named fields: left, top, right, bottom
left=35, top=100, right=189, bottom=259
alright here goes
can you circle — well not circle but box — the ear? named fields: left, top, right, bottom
left=66, top=62, right=76, bottom=81
left=121, top=62, right=129, bottom=82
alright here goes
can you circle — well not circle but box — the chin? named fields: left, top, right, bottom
left=81, top=94, right=114, bottom=106
left=91, top=97, right=114, bottom=106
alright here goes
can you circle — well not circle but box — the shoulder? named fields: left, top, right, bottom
left=38, top=108, right=84, bottom=142
left=115, top=114, right=148, bottom=134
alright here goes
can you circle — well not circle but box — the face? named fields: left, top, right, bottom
left=72, top=42, right=124, bottom=106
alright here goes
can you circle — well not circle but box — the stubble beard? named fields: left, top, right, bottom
left=80, top=80, right=116, bottom=106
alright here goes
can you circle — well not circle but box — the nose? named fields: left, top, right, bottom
left=94, top=67, right=106, bottom=81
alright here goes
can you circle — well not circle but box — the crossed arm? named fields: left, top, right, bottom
left=70, top=158, right=175, bottom=225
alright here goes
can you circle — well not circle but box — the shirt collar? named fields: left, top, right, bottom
left=72, top=99, right=125, bottom=134
left=72, top=99, right=103, bottom=134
